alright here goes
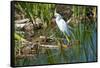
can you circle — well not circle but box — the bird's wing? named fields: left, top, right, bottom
left=60, top=19, right=69, bottom=30
left=56, top=18, right=70, bottom=35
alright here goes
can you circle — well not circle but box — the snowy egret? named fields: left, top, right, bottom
left=54, top=10, right=71, bottom=43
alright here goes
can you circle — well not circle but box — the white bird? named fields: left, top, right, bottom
left=54, top=10, right=72, bottom=43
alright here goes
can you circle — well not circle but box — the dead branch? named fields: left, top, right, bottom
left=15, top=18, right=30, bottom=24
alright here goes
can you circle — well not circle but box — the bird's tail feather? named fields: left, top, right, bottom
left=67, top=25, right=75, bottom=40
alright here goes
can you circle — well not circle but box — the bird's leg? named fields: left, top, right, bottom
left=63, top=32, right=70, bottom=43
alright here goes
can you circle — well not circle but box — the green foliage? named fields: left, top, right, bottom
left=15, top=2, right=55, bottom=27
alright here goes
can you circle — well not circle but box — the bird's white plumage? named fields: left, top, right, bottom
left=54, top=12, right=70, bottom=36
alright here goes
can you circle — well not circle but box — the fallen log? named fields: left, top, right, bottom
left=16, top=54, right=35, bottom=59
left=15, top=23, right=26, bottom=28
left=15, top=18, right=30, bottom=24
left=40, top=45, right=59, bottom=48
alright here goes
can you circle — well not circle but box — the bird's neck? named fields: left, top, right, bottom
left=56, top=15, right=62, bottom=21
